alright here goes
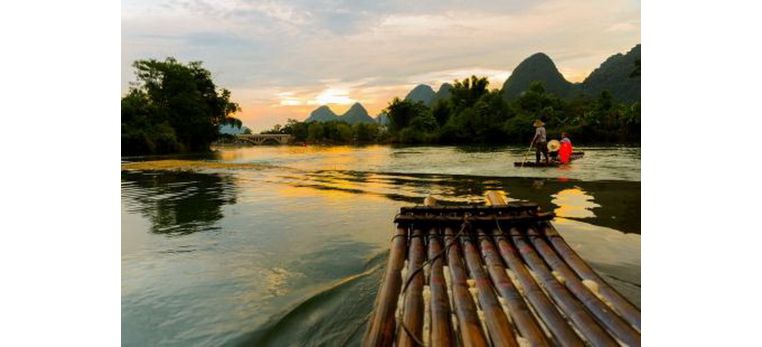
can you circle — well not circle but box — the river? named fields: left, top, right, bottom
left=121, top=145, right=640, bottom=346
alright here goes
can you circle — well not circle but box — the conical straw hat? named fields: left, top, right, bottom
left=547, top=139, right=561, bottom=152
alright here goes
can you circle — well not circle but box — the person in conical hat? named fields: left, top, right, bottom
left=531, top=119, right=549, bottom=164
left=547, top=139, right=561, bottom=161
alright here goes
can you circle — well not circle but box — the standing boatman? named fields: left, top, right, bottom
left=532, top=119, right=549, bottom=164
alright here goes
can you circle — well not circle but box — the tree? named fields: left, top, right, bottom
left=121, top=57, right=241, bottom=155
left=450, top=75, right=489, bottom=112
left=385, top=98, right=429, bottom=133
left=307, top=122, right=324, bottom=142
left=431, top=99, right=452, bottom=126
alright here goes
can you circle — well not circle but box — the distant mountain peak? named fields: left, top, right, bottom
left=305, top=105, right=338, bottom=122
left=340, top=102, right=374, bottom=124
left=348, top=102, right=366, bottom=110
left=405, top=84, right=436, bottom=105
left=524, top=52, right=554, bottom=63
left=498, top=44, right=641, bottom=102
left=304, top=103, right=374, bottom=124
left=582, top=43, right=641, bottom=103
left=433, top=83, right=453, bottom=103
left=501, top=52, right=574, bottom=99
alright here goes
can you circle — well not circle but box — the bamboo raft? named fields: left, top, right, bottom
left=514, top=152, right=585, bottom=168
left=363, top=192, right=640, bottom=347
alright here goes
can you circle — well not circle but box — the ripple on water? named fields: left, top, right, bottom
left=122, top=145, right=640, bottom=346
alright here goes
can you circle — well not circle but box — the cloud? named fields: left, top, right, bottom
left=122, top=0, right=640, bottom=131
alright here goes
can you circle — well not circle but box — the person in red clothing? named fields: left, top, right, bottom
left=558, top=132, right=573, bottom=164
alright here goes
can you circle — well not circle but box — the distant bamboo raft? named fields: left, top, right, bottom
left=514, top=151, right=585, bottom=167
left=362, top=192, right=640, bottom=347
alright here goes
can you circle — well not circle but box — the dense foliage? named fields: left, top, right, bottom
left=274, top=75, right=639, bottom=145
left=389, top=76, right=640, bottom=144
left=122, top=58, right=242, bottom=155
left=262, top=119, right=387, bottom=144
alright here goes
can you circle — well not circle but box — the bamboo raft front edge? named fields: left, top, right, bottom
left=363, top=192, right=640, bottom=347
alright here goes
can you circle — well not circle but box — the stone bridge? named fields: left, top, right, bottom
left=236, top=133, right=293, bottom=145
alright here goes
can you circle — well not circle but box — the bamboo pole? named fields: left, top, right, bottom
left=460, top=233, right=520, bottom=347
left=511, top=230, right=618, bottom=346
left=428, top=227, right=454, bottom=347
left=363, top=227, right=408, bottom=346
left=492, top=230, right=585, bottom=347
left=395, top=212, right=554, bottom=224
left=527, top=227, right=641, bottom=346
left=541, top=222, right=641, bottom=330
left=445, top=227, right=489, bottom=347
left=398, top=228, right=426, bottom=347
left=476, top=229, right=551, bottom=347
left=483, top=191, right=596, bottom=346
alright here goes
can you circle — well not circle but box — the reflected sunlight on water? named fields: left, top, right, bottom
left=552, top=187, right=601, bottom=219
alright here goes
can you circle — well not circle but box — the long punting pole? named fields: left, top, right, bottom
left=397, top=228, right=426, bottom=347
left=476, top=229, right=551, bottom=346
left=363, top=226, right=408, bottom=346
left=427, top=227, right=455, bottom=346
left=526, top=227, right=641, bottom=346
left=541, top=223, right=641, bottom=330
left=444, top=226, right=490, bottom=347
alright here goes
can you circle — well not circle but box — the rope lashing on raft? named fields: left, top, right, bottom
left=397, top=213, right=473, bottom=346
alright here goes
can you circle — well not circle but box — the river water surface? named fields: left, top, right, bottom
left=122, top=145, right=640, bottom=346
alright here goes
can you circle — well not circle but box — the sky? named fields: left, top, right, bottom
left=122, top=0, right=640, bottom=132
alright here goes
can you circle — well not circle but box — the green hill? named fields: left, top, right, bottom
left=582, top=44, right=641, bottom=103
left=304, top=103, right=375, bottom=124
left=433, top=83, right=453, bottom=103
left=305, top=105, right=338, bottom=122
left=500, top=45, right=641, bottom=103
left=340, top=103, right=375, bottom=124
left=501, top=52, right=576, bottom=99
left=405, top=84, right=436, bottom=105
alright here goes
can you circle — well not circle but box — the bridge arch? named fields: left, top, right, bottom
left=236, top=134, right=293, bottom=145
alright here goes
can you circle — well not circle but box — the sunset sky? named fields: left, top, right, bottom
left=122, top=0, right=640, bottom=132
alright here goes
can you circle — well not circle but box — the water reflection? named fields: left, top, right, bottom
left=121, top=171, right=238, bottom=235
left=268, top=169, right=640, bottom=233
left=552, top=187, right=601, bottom=219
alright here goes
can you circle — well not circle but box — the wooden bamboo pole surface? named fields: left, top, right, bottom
left=398, top=228, right=426, bottom=347
left=526, top=227, right=641, bottom=346
left=492, top=231, right=585, bottom=347
left=444, top=227, right=489, bottom=347
left=541, top=223, right=641, bottom=330
left=476, top=229, right=551, bottom=346
left=362, top=227, right=408, bottom=346
left=427, top=228, right=455, bottom=346
left=511, top=229, right=618, bottom=346
left=460, top=233, right=520, bottom=347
